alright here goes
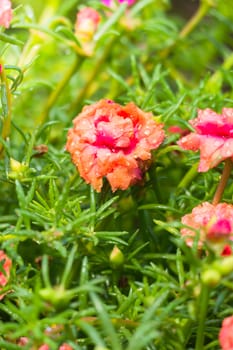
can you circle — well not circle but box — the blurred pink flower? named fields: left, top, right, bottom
left=59, top=344, right=73, bottom=350
left=38, top=346, right=49, bottom=350
left=178, top=108, right=233, bottom=171
left=0, top=0, right=12, bottom=28
left=0, top=250, right=12, bottom=299
left=102, top=0, right=136, bottom=6
left=75, top=7, right=101, bottom=55
left=18, top=339, right=73, bottom=350
left=66, top=99, right=165, bottom=192
left=75, top=7, right=100, bottom=40
left=181, top=202, right=233, bottom=251
left=38, top=344, right=72, bottom=350
left=219, top=316, right=233, bottom=350
left=168, top=126, right=189, bottom=137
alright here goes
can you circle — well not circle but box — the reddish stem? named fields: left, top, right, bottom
left=212, top=158, right=233, bottom=205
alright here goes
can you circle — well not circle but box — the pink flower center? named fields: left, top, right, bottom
left=197, top=122, right=233, bottom=137
left=207, top=218, right=232, bottom=241
left=93, top=114, right=138, bottom=154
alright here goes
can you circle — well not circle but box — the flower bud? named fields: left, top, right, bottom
left=215, top=256, right=233, bottom=276
left=39, top=286, right=68, bottom=307
left=75, top=7, right=101, bottom=56
left=109, top=245, right=124, bottom=268
left=201, top=268, right=221, bottom=286
left=0, top=0, right=13, bottom=29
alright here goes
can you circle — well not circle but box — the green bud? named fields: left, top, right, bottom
left=216, top=256, right=233, bottom=276
left=39, top=286, right=67, bottom=306
left=109, top=245, right=124, bottom=268
left=201, top=269, right=221, bottom=286
left=144, top=296, right=155, bottom=307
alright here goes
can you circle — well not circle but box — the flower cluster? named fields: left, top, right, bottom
left=178, top=108, right=233, bottom=172
left=66, top=99, right=164, bottom=192
left=0, top=0, right=12, bottom=28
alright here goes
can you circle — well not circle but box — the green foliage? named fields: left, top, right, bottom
left=0, top=0, right=233, bottom=349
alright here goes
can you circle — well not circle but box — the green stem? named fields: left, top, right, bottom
left=177, top=162, right=199, bottom=189
left=71, top=35, right=117, bottom=114
left=179, top=1, right=210, bottom=39
left=195, top=283, right=210, bottom=350
left=159, top=0, right=211, bottom=60
left=212, top=158, right=233, bottom=205
left=0, top=60, right=12, bottom=156
left=37, top=55, right=84, bottom=125
left=90, top=186, right=96, bottom=231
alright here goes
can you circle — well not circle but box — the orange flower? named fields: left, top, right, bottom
left=178, top=108, right=233, bottom=171
left=181, top=202, right=233, bottom=252
left=0, top=250, right=12, bottom=299
left=0, top=0, right=12, bottom=28
left=219, top=316, right=233, bottom=350
left=66, top=99, right=165, bottom=192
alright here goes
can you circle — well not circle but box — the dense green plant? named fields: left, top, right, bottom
left=0, top=0, right=233, bottom=349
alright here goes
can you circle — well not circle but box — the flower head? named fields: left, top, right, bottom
left=219, top=316, right=233, bottom=350
left=66, top=99, right=165, bottom=192
left=0, top=0, right=12, bottom=28
left=181, top=202, right=233, bottom=252
left=178, top=108, right=233, bottom=172
left=0, top=250, right=12, bottom=299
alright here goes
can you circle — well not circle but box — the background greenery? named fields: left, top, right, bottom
left=0, top=0, right=233, bottom=348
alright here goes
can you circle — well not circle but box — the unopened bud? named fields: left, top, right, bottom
left=201, top=269, right=221, bottom=286
left=109, top=245, right=124, bottom=268
left=75, top=7, right=101, bottom=55
left=215, top=256, right=233, bottom=276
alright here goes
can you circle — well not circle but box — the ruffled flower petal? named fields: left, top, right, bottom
left=178, top=108, right=233, bottom=172
left=66, top=99, right=165, bottom=192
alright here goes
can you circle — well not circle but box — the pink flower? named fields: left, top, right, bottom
left=219, top=316, right=233, bottom=350
left=178, top=108, right=233, bottom=172
left=38, top=344, right=73, bottom=350
left=181, top=202, right=233, bottom=251
left=59, top=344, right=73, bottom=350
left=18, top=340, right=73, bottom=350
left=0, top=0, right=12, bottom=28
left=75, top=7, right=101, bottom=55
left=66, top=99, right=165, bottom=192
left=38, top=346, right=50, bottom=350
left=102, top=0, right=136, bottom=6
left=0, top=250, right=12, bottom=299
left=75, top=7, right=100, bottom=41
